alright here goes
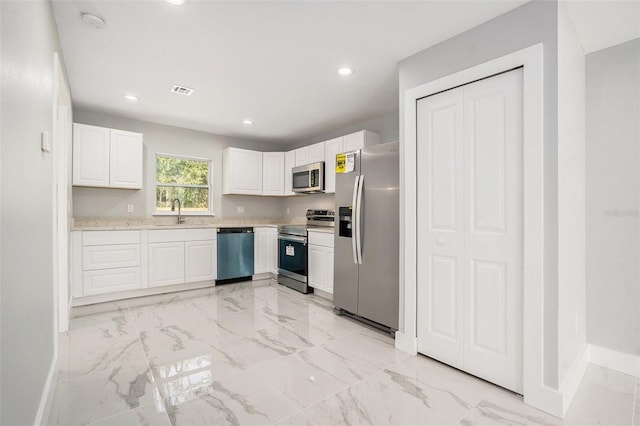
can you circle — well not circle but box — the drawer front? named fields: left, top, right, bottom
left=83, top=267, right=141, bottom=296
left=148, top=228, right=217, bottom=243
left=83, top=244, right=140, bottom=271
left=83, top=230, right=141, bottom=246
left=308, top=231, right=334, bottom=248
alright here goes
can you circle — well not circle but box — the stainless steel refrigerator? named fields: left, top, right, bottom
left=333, top=141, right=399, bottom=330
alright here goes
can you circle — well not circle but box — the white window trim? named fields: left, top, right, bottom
left=154, top=153, right=214, bottom=216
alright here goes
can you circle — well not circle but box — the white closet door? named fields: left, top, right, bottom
left=417, top=68, right=523, bottom=394
left=416, top=87, right=465, bottom=369
left=462, top=69, right=523, bottom=393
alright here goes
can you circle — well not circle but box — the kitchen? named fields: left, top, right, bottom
left=0, top=2, right=637, bottom=424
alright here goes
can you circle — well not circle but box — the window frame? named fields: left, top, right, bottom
left=154, top=153, right=213, bottom=216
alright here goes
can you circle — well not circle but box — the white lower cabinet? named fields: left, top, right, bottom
left=254, top=227, right=277, bottom=275
left=148, top=242, right=185, bottom=287
left=307, top=230, right=334, bottom=294
left=185, top=240, right=217, bottom=283
left=83, top=267, right=141, bottom=296
left=72, top=228, right=217, bottom=303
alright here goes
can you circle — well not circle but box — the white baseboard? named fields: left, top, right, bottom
left=559, top=344, right=590, bottom=416
left=588, top=344, right=640, bottom=378
left=34, top=355, right=58, bottom=426
left=394, top=330, right=417, bottom=355
left=524, top=385, right=564, bottom=419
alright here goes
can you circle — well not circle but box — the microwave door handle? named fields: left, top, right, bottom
left=351, top=175, right=360, bottom=264
left=356, top=174, right=364, bottom=265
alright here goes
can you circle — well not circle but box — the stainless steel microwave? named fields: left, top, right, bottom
left=292, top=162, right=324, bottom=193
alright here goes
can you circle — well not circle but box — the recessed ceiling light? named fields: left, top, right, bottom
left=337, top=67, right=353, bottom=76
left=242, top=119, right=254, bottom=126
left=124, top=94, right=138, bottom=102
left=166, top=0, right=185, bottom=4
left=80, top=12, right=106, bottom=29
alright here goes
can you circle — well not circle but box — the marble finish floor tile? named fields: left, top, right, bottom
left=88, top=402, right=171, bottom=426
left=50, top=279, right=638, bottom=426
left=49, top=367, right=162, bottom=426
left=165, top=369, right=298, bottom=426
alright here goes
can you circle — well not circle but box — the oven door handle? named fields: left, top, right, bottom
left=278, top=235, right=307, bottom=244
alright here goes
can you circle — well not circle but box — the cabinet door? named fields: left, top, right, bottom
left=83, top=244, right=140, bottom=271
left=268, top=228, right=278, bottom=273
left=185, top=240, right=216, bottom=283
left=223, top=148, right=263, bottom=195
left=73, top=123, right=110, bottom=187
left=295, top=146, right=309, bottom=166
left=83, top=267, right=141, bottom=296
left=308, top=244, right=327, bottom=291
left=326, top=247, right=334, bottom=295
left=308, top=141, right=325, bottom=164
left=110, top=129, right=143, bottom=189
left=253, top=228, right=269, bottom=274
left=262, top=152, right=285, bottom=196
left=284, top=150, right=296, bottom=196
left=343, top=131, right=365, bottom=152
left=148, top=242, right=185, bottom=287
left=324, top=137, right=343, bottom=194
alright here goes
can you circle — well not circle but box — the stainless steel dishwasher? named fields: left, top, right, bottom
left=216, top=227, right=254, bottom=283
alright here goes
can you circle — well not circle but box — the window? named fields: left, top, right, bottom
left=156, top=154, right=212, bottom=214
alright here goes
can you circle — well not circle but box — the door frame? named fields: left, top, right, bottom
left=398, top=44, right=561, bottom=415
left=52, top=52, right=73, bottom=335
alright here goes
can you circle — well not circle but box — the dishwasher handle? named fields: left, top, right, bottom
left=218, top=227, right=254, bottom=233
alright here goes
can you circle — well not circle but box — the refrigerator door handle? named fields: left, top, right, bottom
left=351, top=175, right=360, bottom=264
left=355, top=174, right=364, bottom=265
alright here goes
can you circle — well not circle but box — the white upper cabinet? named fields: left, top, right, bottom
left=109, top=129, right=144, bottom=189
left=73, top=123, right=143, bottom=189
left=222, top=147, right=263, bottom=195
left=262, top=152, right=285, bottom=196
left=343, top=130, right=381, bottom=152
left=295, top=141, right=325, bottom=166
left=308, top=141, right=325, bottom=163
left=323, top=137, right=344, bottom=194
left=73, top=124, right=110, bottom=187
left=284, top=150, right=295, bottom=196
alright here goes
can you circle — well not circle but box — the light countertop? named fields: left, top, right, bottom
left=71, top=217, right=304, bottom=231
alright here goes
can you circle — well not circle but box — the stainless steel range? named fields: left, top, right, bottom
left=277, top=209, right=335, bottom=294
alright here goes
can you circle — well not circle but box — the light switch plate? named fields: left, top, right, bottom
left=41, top=131, right=51, bottom=152
left=237, top=206, right=244, bottom=213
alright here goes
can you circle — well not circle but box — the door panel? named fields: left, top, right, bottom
left=417, top=68, right=523, bottom=393
left=417, top=87, right=465, bottom=368
left=463, top=69, right=523, bottom=393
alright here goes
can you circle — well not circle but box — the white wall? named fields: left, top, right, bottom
left=0, top=0, right=64, bottom=423
left=398, top=0, right=561, bottom=388
left=586, top=38, right=640, bottom=357
left=72, top=109, right=283, bottom=219
left=557, top=2, right=587, bottom=386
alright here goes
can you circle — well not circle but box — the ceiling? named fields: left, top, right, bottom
left=52, top=1, right=639, bottom=145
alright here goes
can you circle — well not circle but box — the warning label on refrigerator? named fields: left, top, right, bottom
left=336, top=153, right=355, bottom=173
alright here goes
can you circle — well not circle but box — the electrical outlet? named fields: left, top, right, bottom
left=237, top=206, right=244, bottom=213
left=127, top=204, right=134, bottom=213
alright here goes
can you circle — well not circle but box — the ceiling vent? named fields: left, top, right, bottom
left=170, top=85, right=194, bottom=96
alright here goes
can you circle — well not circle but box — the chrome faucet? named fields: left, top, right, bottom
left=170, top=198, right=186, bottom=224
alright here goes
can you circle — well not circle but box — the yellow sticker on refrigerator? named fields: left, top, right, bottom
left=336, top=154, right=346, bottom=173
left=336, top=152, right=355, bottom=173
